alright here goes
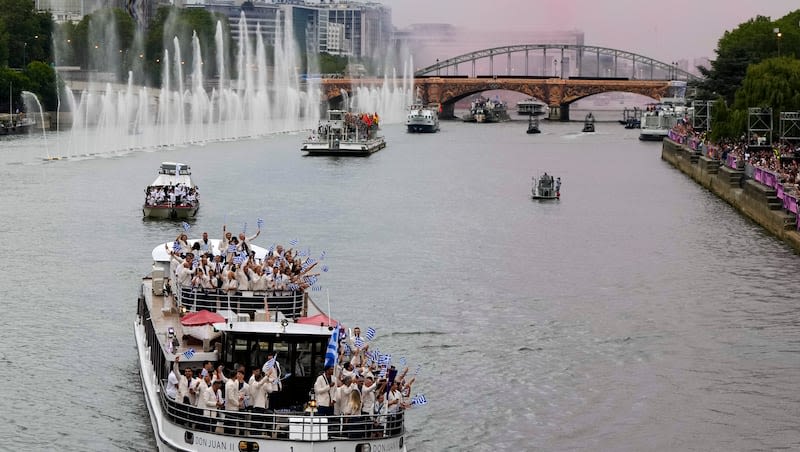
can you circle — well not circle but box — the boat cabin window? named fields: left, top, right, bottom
left=328, top=111, right=344, bottom=121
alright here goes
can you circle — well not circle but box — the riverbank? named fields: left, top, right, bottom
left=661, top=138, right=800, bottom=253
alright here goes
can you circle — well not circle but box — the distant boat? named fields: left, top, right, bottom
left=526, top=115, right=541, bottom=134
left=462, top=97, right=510, bottom=123
left=640, top=81, right=689, bottom=141
left=406, top=101, right=440, bottom=133
left=517, top=98, right=546, bottom=117
left=532, top=173, right=560, bottom=200
left=302, top=110, right=386, bottom=156
left=142, top=162, right=200, bottom=219
left=582, top=113, right=596, bottom=133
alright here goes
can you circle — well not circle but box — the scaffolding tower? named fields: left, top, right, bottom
left=779, top=112, right=800, bottom=145
left=692, top=100, right=714, bottom=131
left=748, top=107, right=773, bottom=146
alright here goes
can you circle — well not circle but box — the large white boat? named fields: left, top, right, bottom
left=516, top=98, right=546, bottom=117
left=136, top=239, right=411, bottom=451
left=639, top=81, right=690, bottom=141
left=143, top=162, right=200, bottom=219
left=302, top=110, right=386, bottom=156
left=405, top=102, right=440, bottom=133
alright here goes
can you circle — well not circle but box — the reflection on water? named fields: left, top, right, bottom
left=1, top=120, right=799, bottom=451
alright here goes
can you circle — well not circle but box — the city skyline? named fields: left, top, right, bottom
left=377, top=0, right=798, bottom=63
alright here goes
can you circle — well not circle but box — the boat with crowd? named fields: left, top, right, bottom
left=302, top=110, right=386, bottom=156
left=639, top=81, right=690, bottom=141
left=462, top=97, right=510, bottom=123
left=143, top=162, right=200, bottom=219
left=405, top=102, right=440, bottom=133
left=135, top=238, right=412, bottom=451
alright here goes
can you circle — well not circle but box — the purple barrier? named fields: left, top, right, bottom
left=777, top=183, right=785, bottom=201
left=754, top=167, right=765, bottom=183
left=726, top=154, right=738, bottom=169
left=784, top=193, right=798, bottom=214
left=764, top=171, right=777, bottom=188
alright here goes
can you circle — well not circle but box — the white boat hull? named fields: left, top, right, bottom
left=143, top=204, right=200, bottom=219
left=135, top=319, right=406, bottom=452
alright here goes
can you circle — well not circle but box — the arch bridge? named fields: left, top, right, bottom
left=321, top=44, right=701, bottom=120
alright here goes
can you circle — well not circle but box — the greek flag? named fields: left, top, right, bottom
left=192, top=256, right=200, bottom=267
left=411, top=394, right=428, bottom=406
left=287, top=283, right=299, bottom=291
left=354, top=337, right=364, bottom=348
left=322, top=265, right=329, bottom=273
left=378, top=366, right=387, bottom=378
left=312, top=285, right=322, bottom=292
left=262, top=352, right=277, bottom=372
left=233, top=253, right=246, bottom=265
left=268, top=244, right=275, bottom=254
left=304, top=275, right=318, bottom=286
left=256, top=218, right=264, bottom=229
left=181, top=221, right=190, bottom=232
left=173, top=241, right=181, bottom=253
left=298, top=248, right=309, bottom=257
left=288, top=238, right=298, bottom=246
left=414, top=364, right=422, bottom=376
left=378, top=353, right=391, bottom=365
left=323, top=325, right=340, bottom=368
left=227, top=244, right=236, bottom=253
left=398, top=357, right=407, bottom=367
left=319, top=250, right=326, bottom=260
left=365, top=327, right=376, bottom=341
left=182, top=348, right=195, bottom=359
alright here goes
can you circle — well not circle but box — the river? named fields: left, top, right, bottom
left=0, top=117, right=798, bottom=451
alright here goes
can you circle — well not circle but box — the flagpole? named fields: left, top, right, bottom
left=326, top=289, right=331, bottom=328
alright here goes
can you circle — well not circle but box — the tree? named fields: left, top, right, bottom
left=0, top=20, right=8, bottom=66
left=697, top=10, right=800, bottom=103
left=24, top=61, right=59, bottom=111
left=0, top=0, right=53, bottom=68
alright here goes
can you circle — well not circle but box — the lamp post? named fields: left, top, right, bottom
left=436, top=58, right=439, bottom=76
left=774, top=28, right=782, bottom=57
left=553, top=58, right=558, bottom=78
left=23, top=42, right=27, bottom=67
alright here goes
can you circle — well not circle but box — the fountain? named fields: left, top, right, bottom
left=51, top=12, right=412, bottom=159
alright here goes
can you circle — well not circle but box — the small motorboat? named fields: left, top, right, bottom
left=527, top=116, right=541, bottom=134
left=532, top=173, right=561, bottom=200
left=582, top=112, right=595, bottom=133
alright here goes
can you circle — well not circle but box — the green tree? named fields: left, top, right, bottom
left=0, top=20, right=8, bottom=66
left=24, top=61, right=58, bottom=111
left=0, top=67, right=33, bottom=113
left=318, top=53, right=347, bottom=74
left=697, top=10, right=800, bottom=103
left=0, top=0, right=53, bottom=68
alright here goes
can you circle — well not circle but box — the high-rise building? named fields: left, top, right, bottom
left=36, top=0, right=127, bottom=23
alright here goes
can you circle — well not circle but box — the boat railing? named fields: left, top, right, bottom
left=176, top=286, right=306, bottom=320
left=158, top=382, right=405, bottom=441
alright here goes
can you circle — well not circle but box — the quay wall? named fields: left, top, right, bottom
left=661, top=139, right=800, bottom=253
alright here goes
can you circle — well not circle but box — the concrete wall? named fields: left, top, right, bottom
left=661, top=139, right=800, bottom=253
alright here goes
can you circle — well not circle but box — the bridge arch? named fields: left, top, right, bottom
left=415, top=44, right=701, bottom=82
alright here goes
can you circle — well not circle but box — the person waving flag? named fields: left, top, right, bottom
left=323, top=324, right=340, bottom=368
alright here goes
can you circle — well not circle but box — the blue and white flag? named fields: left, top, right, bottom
left=354, top=337, right=365, bottom=348
left=411, top=394, right=428, bottom=406
left=268, top=243, right=275, bottom=254
left=298, top=248, right=310, bottom=257
left=182, top=348, right=195, bottom=359
left=256, top=218, right=264, bottom=229
left=319, top=250, right=327, bottom=260
left=233, top=253, right=246, bottom=265
left=227, top=244, right=236, bottom=254
left=414, top=364, right=422, bottom=376
left=312, top=285, right=322, bottom=292
left=181, top=221, right=190, bottom=232
left=287, top=283, right=299, bottom=291
left=322, top=265, right=329, bottom=273
left=378, top=366, right=387, bottom=378
left=378, top=353, right=392, bottom=365
left=323, top=324, right=340, bottom=368
left=173, top=241, right=181, bottom=253
left=398, top=357, right=407, bottom=368
left=262, top=352, right=278, bottom=372
left=365, top=327, right=376, bottom=341
left=288, top=238, right=298, bottom=247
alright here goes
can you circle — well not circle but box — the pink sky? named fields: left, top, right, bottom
left=376, top=0, right=798, bottom=62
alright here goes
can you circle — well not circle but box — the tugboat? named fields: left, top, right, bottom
left=142, top=162, right=200, bottom=219
left=135, top=237, right=416, bottom=451
left=531, top=173, right=560, bottom=200
left=406, top=102, right=440, bottom=133
left=302, top=110, right=386, bottom=156
left=581, top=113, right=596, bottom=133
left=526, top=115, right=541, bottom=134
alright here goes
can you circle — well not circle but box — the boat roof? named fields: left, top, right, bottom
left=211, top=321, right=335, bottom=337
left=151, top=239, right=268, bottom=262
left=149, top=162, right=194, bottom=187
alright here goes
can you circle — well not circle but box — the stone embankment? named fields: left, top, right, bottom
left=662, top=138, right=800, bottom=253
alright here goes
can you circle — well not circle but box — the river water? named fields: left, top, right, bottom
left=0, top=116, right=798, bottom=451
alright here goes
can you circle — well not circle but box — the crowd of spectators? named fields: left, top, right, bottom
left=670, top=120, right=800, bottom=192
left=145, top=183, right=199, bottom=207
